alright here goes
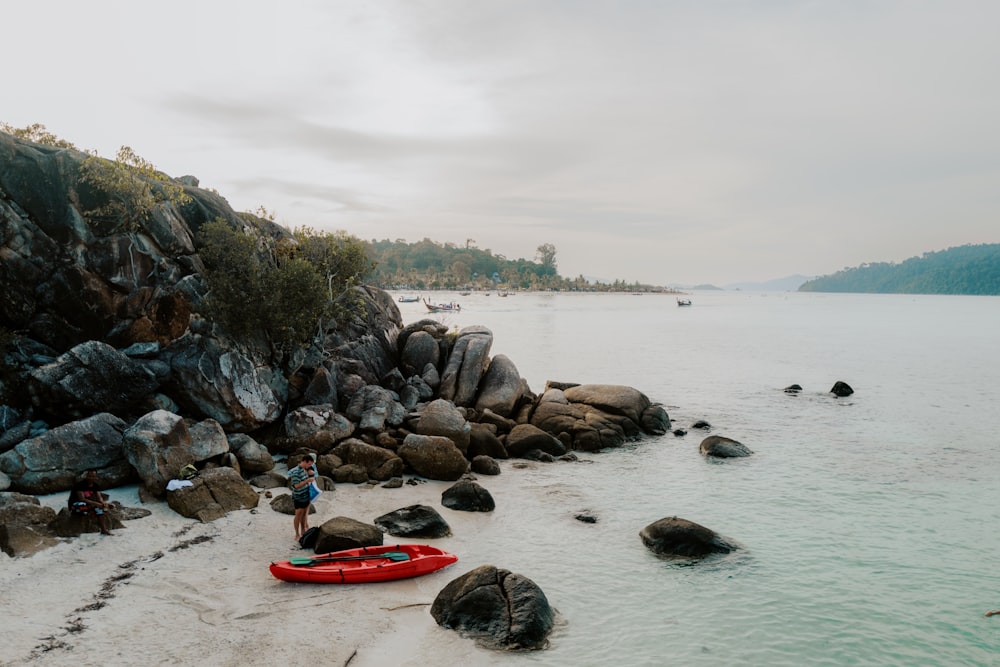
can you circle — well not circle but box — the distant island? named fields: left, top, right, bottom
left=799, top=243, right=1000, bottom=295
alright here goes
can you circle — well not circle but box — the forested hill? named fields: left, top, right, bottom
left=798, top=244, right=1000, bottom=295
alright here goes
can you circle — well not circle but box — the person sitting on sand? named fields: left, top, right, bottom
left=69, top=469, right=112, bottom=535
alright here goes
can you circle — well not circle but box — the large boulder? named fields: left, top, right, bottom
left=640, top=516, right=737, bottom=557
left=122, top=410, right=201, bottom=496
left=431, top=564, right=556, bottom=650
left=27, top=341, right=161, bottom=422
left=416, top=399, right=471, bottom=453
left=331, top=438, right=404, bottom=481
left=374, top=504, right=452, bottom=538
left=227, top=433, right=274, bottom=473
left=505, top=424, right=566, bottom=459
left=441, top=479, right=495, bottom=512
left=830, top=381, right=854, bottom=397
left=163, top=333, right=287, bottom=432
left=322, top=286, right=403, bottom=387
left=400, top=329, right=440, bottom=378
left=185, top=418, right=230, bottom=461
left=345, top=385, right=406, bottom=432
left=439, top=326, right=493, bottom=407
left=562, top=384, right=651, bottom=425
left=0, top=413, right=131, bottom=494
left=0, top=491, right=59, bottom=557
left=699, top=435, right=753, bottom=458
left=313, top=515, right=384, bottom=554
left=470, top=455, right=501, bottom=476
left=282, top=404, right=355, bottom=453
left=165, top=466, right=259, bottom=521
left=531, top=385, right=669, bottom=451
left=474, top=354, right=527, bottom=418
left=301, top=362, right=338, bottom=407
left=467, top=423, right=508, bottom=460
left=397, top=434, right=469, bottom=481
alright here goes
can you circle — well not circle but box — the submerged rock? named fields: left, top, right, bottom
left=640, top=516, right=737, bottom=557
left=431, top=564, right=556, bottom=650
left=699, top=435, right=754, bottom=458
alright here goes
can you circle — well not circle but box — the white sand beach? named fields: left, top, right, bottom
left=1, top=468, right=518, bottom=667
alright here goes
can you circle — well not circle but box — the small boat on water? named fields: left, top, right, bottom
left=424, top=299, right=461, bottom=312
left=397, top=295, right=421, bottom=303
left=269, top=544, right=458, bottom=584
left=676, top=298, right=692, bottom=306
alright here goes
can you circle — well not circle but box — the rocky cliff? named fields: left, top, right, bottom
left=0, top=131, right=669, bottom=510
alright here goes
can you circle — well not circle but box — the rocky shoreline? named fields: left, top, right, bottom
left=1, top=131, right=685, bottom=655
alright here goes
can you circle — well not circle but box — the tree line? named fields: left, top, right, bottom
left=798, top=244, right=1000, bottom=295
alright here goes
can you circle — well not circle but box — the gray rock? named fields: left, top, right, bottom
left=474, top=354, right=527, bottom=418
left=562, top=383, right=651, bottom=425
left=269, top=492, right=317, bottom=516
left=186, top=418, right=230, bottom=461
left=123, top=409, right=197, bottom=496
left=531, top=385, right=665, bottom=450
left=249, top=471, right=288, bottom=489
left=227, top=433, right=275, bottom=473
left=397, top=434, right=469, bottom=481
left=416, top=399, right=471, bottom=453
left=283, top=404, right=355, bottom=453
left=431, top=565, right=556, bottom=650
left=345, top=385, right=406, bottom=432
left=163, top=333, right=286, bottom=432
left=397, top=320, right=447, bottom=376
left=374, top=504, right=452, bottom=538
left=0, top=491, right=63, bottom=555
left=467, top=423, right=508, bottom=460
left=314, top=515, right=384, bottom=554
left=442, top=479, right=495, bottom=512
left=27, top=341, right=161, bottom=421
left=640, top=516, right=737, bottom=557
left=165, top=467, right=260, bottom=522
left=470, top=455, right=501, bottom=476
left=439, top=326, right=493, bottom=406
left=830, top=380, right=854, bottom=397
left=331, top=438, right=404, bottom=481
left=699, top=435, right=754, bottom=458
left=0, top=413, right=130, bottom=494
left=302, top=363, right=338, bottom=406
left=505, top=424, right=566, bottom=458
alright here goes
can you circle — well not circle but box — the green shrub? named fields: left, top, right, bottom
left=197, top=218, right=373, bottom=350
left=78, top=146, right=191, bottom=233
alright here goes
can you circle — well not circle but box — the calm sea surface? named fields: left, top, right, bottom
left=368, top=291, right=1000, bottom=666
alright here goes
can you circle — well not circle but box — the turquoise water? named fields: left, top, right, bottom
left=380, top=291, right=1000, bottom=666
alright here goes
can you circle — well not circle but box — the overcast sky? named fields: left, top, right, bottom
left=4, top=1, right=998, bottom=286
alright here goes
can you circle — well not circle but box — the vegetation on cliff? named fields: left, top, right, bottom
left=79, top=146, right=192, bottom=233
left=198, top=218, right=372, bottom=351
left=799, top=244, right=1000, bottom=295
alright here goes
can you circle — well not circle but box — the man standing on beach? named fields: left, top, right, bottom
left=288, top=454, right=316, bottom=541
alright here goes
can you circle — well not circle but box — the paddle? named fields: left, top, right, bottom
left=289, top=551, right=410, bottom=566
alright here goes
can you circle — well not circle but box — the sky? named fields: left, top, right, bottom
left=4, top=1, right=999, bottom=286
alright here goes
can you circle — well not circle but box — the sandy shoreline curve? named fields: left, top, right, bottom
left=1, top=466, right=520, bottom=667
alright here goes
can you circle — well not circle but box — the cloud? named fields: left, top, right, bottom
left=4, top=0, right=999, bottom=285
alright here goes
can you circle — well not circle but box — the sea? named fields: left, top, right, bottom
left=362, top=290, right=1000, bottom=666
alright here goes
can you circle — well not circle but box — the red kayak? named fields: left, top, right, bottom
left=269, top=544, right=458, bottom=584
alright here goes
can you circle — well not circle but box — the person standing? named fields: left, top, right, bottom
left=69, top=469, right=112, bottom=535
left=288, top=454, right=316, bottom=541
